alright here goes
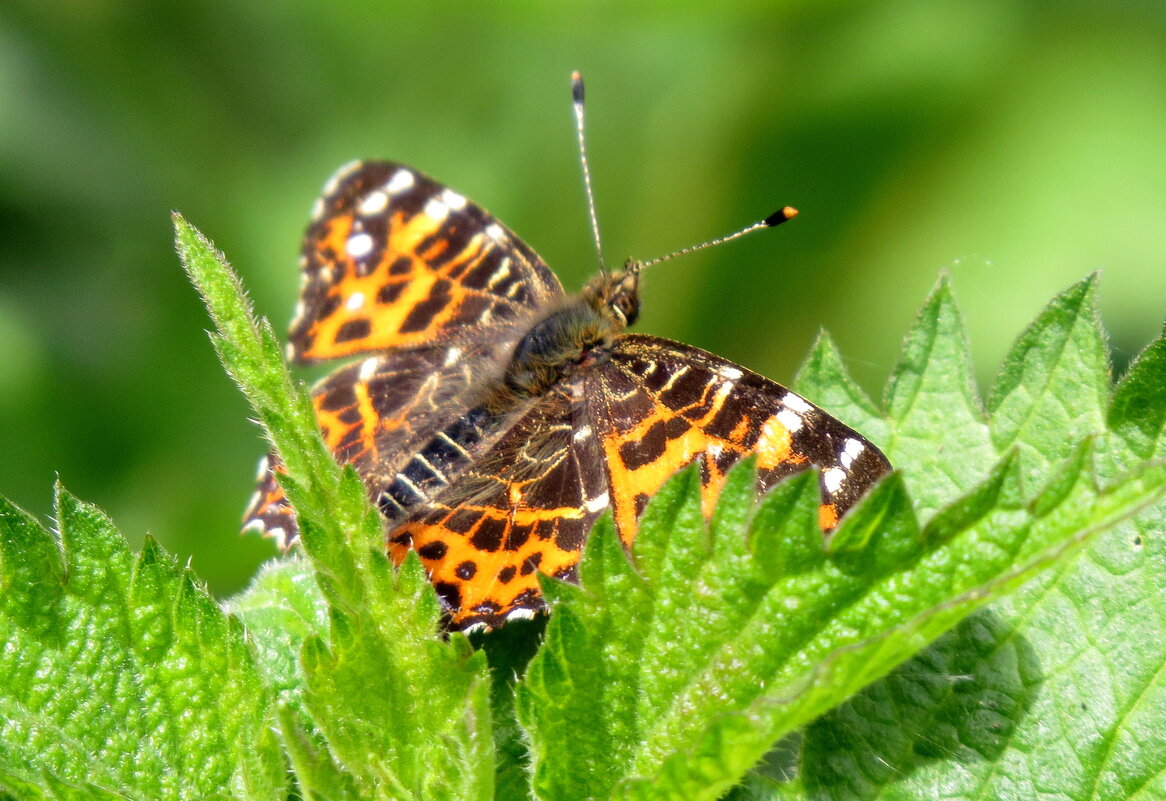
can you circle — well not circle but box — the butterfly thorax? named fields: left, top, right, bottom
left=498, top=269, right=640, bottom=402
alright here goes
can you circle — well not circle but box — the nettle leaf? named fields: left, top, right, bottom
left=761, top=280, right=1166, bottom=801
left=1108, top=324, right=1166, bottom=462
left=476, top=617, right=550, bottom=800
left=0, top=486, right=286, bottom=800
left=226, top=556, right=326, bottom=713
left=989, top=273, right=1110, bottom=490
left=517, top=449, right=1164, bottom=800
left=881, top=275, right=996, bottom=521
left=795, top=330, right=889, bottom=447
left=175, top=216, right=494, bottom=801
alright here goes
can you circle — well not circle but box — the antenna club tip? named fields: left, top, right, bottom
left=763, top=206, right=798, bottom=227
left=571, top=72, right=584, bottom=103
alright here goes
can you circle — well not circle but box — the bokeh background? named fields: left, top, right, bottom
left=2, top=2, right=1163, bottom=597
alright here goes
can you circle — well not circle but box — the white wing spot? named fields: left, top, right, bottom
left=573, top=424, right=593, bottom=443
left=266, top=526, right=288, bottom=546
left=359, top=357, right=379, bottom=381
left=323, top=159, right=362, bottom=196
left=443, top=347, right=463, bottom=367
left=718, top=365, right=744, bottom=380
left=436, top=431, right=470, bottom=458
left=357, top=190, right=389, bottom=216
left=840, top=437, right=865, bottom=468
left=485, top=223, right=505, bottom=241
left=782, top=392, right=813, bottom=413
left=310, top=197, right=326, bottom=221
left=505, top=608, right=537, bottom=622
left=584, top=491, right=610, bottom=513
left=658, top=364, right=689, bottom=394
left=395, top=474, right=423, bottom=494
left=346, top=232, right=374, bottom=258
left=440, top=188, right=467, bottom=210
left=776, top=408, right=804, bottom=433
left=823, top=467, right=846, bottom=495
left=384, top=169, right=415, bottom=194
left=424, top=197, right=450, bottom=222
left=414, top=454, right=448, bottom=482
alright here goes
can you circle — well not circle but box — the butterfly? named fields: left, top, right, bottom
left=244, top=87, right=890, bottom=632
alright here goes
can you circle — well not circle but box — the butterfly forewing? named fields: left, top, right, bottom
left=289, top=160, right=563, bottom=363
left=247, top=159, right=571, bottom=546
left=589, top=334, right=892, bottom=537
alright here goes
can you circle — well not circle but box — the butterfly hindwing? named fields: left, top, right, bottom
left=389, top=384, right=606, bottom=631
left=244, top=342, right=511, bottom=547
left=383, top=334, right=891, bottom=630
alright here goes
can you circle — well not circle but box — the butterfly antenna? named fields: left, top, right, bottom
left=631, top=206, right=799, bottom=274
left=572, top=71, right=608, bottom=274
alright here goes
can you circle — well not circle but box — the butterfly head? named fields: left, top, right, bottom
left=583, top=266, right=641, bottom=329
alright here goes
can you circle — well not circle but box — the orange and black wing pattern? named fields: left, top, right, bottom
left=589, top=334, right=891, bottom=539
left=387, top=385, right=605, bottom=631
left=288, top=160, right=563, bottom=363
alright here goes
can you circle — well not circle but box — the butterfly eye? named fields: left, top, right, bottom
left=615, top=294, right=639, bottom=327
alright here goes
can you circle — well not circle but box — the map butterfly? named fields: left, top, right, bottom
left=243, top=78, right=891, bottom=631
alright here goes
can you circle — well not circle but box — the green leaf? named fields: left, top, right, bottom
left=0, top=486, right=286, bottom=800
left=795, top=330, right=889, bottom=448
left=277, top=704, right=361, bottom=801
left=751, top=278, right=1166, bottom=801
left=478, top=618, right=549, bottom=800
left=882, top=274, right=996, bottom=520
left=175, top=215, right=495, bottom=800
left=989, top=273, right=1110, bottom=490
left=1108, top=324, right=1166, bottom=461
left=176, top=211, right=1165, bottom=801
left=226, top=556, right=327, bottom=712
left=795, top=473, right=1166, bottom=800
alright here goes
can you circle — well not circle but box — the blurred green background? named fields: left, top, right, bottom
left=1, top=2, right=1163, bottom=598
